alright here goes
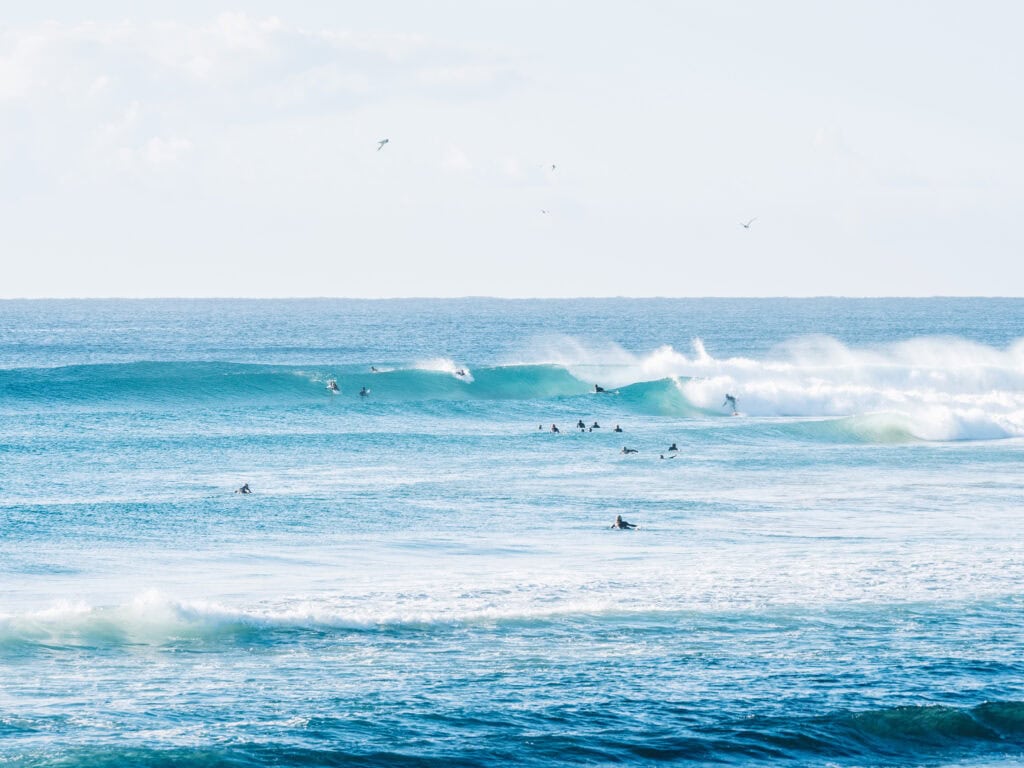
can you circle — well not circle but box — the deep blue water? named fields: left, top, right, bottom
left=2, top=298, right=1024, bottom=767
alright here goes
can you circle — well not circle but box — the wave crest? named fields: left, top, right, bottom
left=3, top=335, right=1023, bottom=440
left=0, top=591, right=652, bottom=649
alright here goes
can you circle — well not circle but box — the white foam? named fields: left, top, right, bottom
left=0, top=589, right=663, bottom=646
left=414, top=357, right=473, bottom=382
left=525, top=335, right=1024, bottom=441
left=4, top=531, right=1022, bottom=648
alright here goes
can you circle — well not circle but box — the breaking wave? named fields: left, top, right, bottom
left=2, top=335, right=1023, bottom=440
left=0, top=591, right=660, bottom=650
left=540, top=334, right=1024, bottom=441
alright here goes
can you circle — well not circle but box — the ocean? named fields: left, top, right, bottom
left=1, top=297, right=1023, bottom=767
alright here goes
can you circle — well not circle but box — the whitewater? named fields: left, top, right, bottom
left=2, top=298, right=1024, bottom=767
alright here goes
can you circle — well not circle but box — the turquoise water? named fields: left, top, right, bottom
left=2, top=298, right=1024, bottom=767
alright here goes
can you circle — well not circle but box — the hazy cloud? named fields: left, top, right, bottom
left=0, top=14, right=519, bottom=180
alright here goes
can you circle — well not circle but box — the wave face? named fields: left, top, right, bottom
left=4, top=335, right=1023, bottom=440
left=0, top=361, right=592, bottom=407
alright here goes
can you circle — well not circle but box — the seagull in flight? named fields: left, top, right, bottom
left=377, top=138, right=389, bottom=151
left=740, top=217, right=757, bottom=229
left=540, top=209, right=550, bottom=214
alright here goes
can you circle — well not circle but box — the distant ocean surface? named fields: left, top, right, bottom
left=2, top=297, right=1024, bottom=768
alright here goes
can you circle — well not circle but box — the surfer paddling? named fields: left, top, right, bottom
left=610, top=514, right=636, bottom=530
left=235, top=483, right=252, bottom=494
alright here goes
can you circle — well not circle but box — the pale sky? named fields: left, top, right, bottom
left=2, top=1, right=1022, bottom=297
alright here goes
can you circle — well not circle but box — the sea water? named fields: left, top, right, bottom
left=1, top=297, right=1023, bottom=767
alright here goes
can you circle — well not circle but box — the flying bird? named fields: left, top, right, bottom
left=740, top=217, right=757, bottom=229
left=377, top=138, right=389, bottom=151
left=540, top=209, right=550, bottom=214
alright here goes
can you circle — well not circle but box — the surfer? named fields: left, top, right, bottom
left=359, top=386, right=369, bottom=397
left=613, top=425, right=623, bottom=433
left=326, top=379, right=339, bottom=392
left=723, top=394, right=738, bottom=413
left=621, top=446, right=638, bottom=454
left=667, top=442, right=678, bottom=452
left=610, top=514, right=636, bottom=530
left=594, top=385, right=605, bottom=393
left=659, top=454, right=676, bottom=460
left=591, top=421, right=600, bottom=429
left=370, top=366, right=379, bottom=373
left=455, top=369, right=467, bottom=377
left=577, top=419, right=586, bottom=429
left=551, top=424, right=560, bottom=434
left=235, top=483, right=252, bottom=494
